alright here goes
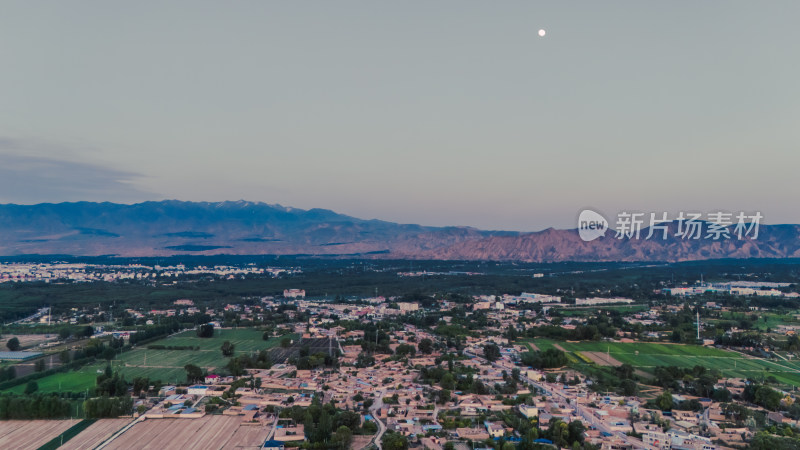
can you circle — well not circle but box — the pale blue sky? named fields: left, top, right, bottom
left=1, top=1, right=798, bottom=230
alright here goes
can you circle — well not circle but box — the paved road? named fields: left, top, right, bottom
left=368, top=389, right=387, bottom=450
left=264, top=414, right=280, bottom=442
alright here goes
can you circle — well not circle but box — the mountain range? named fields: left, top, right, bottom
left=0, top=200, right=798, bottom=262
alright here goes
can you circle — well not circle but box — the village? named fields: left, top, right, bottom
left=4, top=279, right=800, bottom=449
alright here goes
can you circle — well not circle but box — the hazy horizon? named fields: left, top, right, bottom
left=2, top=1, right=799, bottom=231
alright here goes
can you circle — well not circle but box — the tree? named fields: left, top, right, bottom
left=521, top=349, right=568, bottom=369
left=356, top=353, right=375, bottom=368
left=196, top=323, right=214, bottom=338
left=418, top=338, right=434, bottom=355
left=334, top=425, right=352, bottom=449
left=221, top=341, right=235, bottom=357
left=437, top=389, right=451, bottom=404
left=483, top=343, right=501, bottom=362
left=712, top=388, right=732, bottom=403
left=382, top=431, right=409, bottom=450
left=395, top=343, right=416, bottom=357
left=314, top=408, right=333, bottom=442
left=753, top=385, right=782, bottom=411
left=440, top=372, right=456, bottom=390
left=185, top=364, right=204, bottom=383
left=567, top=420, right=585, bottom=444
left=59, top=328, right=71, bottom=340
left=620, top=379, right=638, bottom=397
left=6, top=338, right=20, bottom=352
left=334, top=410, right=361, bottom=430
left=59, top=350, right=71, bottom=364
left=506, top=325, right=519, bottom=341
left=616, top=364, right=635, bottom=380
left=548, top=419, right=570, bottom=448
left=281, top=337, right=292, bottom=348
left=83, top=396, right=133, bottom=418
left=102, top=347, right=117, bottom=361
left=0, top=366, right=16, bottom=382
left=656, top=391, right=674, bottom=411
left=24, top=381, right=38, bottom=394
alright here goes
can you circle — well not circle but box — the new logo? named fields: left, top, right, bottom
left=577, top=209, right=608, bottom=242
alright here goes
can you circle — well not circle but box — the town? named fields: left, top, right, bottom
left=1, top=259, right=800, bottom=449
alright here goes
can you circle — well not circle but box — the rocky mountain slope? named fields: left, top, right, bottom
left=0, top=201, right=797, bottom=261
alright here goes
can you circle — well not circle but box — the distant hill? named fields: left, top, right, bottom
left=0, top=201, right=798, bottom=261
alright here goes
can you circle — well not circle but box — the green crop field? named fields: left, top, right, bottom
left=2, top=330, right=299, bottom=393
left=556, top=305, right=649, bottom=317
left=79, top=330, right=300, bottom=383
left=6, top=370, right=98, bottom=395
left=714, top=310, right=800, bottom=332
left=149, top=328, right=286, bottom=352
left=523, top=338, right=800, bottom=386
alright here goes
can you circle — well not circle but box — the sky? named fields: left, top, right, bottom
left=1, top=1, right=799, bottom=231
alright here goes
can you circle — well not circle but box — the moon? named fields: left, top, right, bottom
left=538, top=29, right=546, bottom=37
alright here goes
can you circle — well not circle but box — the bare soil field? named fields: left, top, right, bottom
left=105, top=415, right=271, bottom=449
left=11, top=354, right=63, bottom=378
left=351, top=434, right=374, bottom=450
left=60, top=418, right=131, bottom=450
left=2, top=334, right=57, bottom=350
left=0, top=419, right=79, bottom=449
left=581, top=351, right=623, bottom=367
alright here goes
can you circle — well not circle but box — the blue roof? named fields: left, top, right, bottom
left=188, top=385, right=208, bottom=389
left=365, top=415, right=374, bottom=421
left=244, top=404, right=259, bottom=410
left=182, top=407, right=197, bottom=414
left=534, top=439, right=554, bottom=444
left=264, top=440, right=285, bottom=447
left=0, top=351, right=43, bottom=361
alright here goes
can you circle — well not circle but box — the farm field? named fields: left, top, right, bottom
left=85, top=330, right=298, bottom=384
left=557, top=304, right=649, bottom=317
left=150, top=328, right=288, bottom=353
left=60, top=418, right=131, bottom=450
left=104, top=415, right=271, bottom=449
left=3, top=330, right=300, bottom=392
left=0, top=419, right=80, bottom=448
left=523, top=339, right=800, bottom=386
left=6, top=370, right=97, bottom=395
left=714, top=310, right=800, bottom=332
left=1, top=333, right=59, bottom=351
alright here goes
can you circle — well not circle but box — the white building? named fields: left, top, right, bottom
left=283, top=289, right=306, bottom=299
